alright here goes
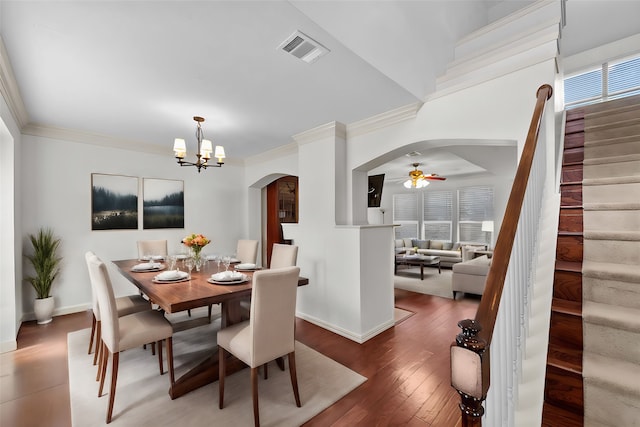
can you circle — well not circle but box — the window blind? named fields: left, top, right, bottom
left=608, top=56, right=640, bottom=97
left=459, top=186, right=493, bottom=243
left=393, top=193, right=418, bottom=221
left=423, top=190, right=453, bottom=240
left=565, top=54, right=640, bottom=108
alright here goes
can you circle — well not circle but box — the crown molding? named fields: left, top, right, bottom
left=21, top=123, right=167, bottom=154
left=21, top=122, right=243, bottom=166
left=0, top=36, right=29, bottom=128
left=244, top=141, right=298, bottom=167
left=346, top=101, right=423, bottom=138
left=292, top=121, right=346, bottom=145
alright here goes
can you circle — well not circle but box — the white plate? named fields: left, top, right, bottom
left=131, top=264, right=165, bottom=272
left=174, top=254, right=188, bottom=260
left=235, top=266, right=261, bottom=272
left=155, top=270, right=189, bottom=281
left=207, top=278, right=248, bottom=285
left=153, top=276, right=190, bottom=284
left=211, top=272, right=248, bottom=282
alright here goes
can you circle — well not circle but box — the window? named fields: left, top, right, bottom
left=458, top=186, right=493, bottom=244
left=393, top=193, right=418, bottom=239
left=422, top=190, right=453, bottom=241
left=565, top=54, right=640, bottom=109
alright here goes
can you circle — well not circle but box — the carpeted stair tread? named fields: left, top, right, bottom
left=583, top=301, right=640, bottom=332
left=583, top=210, right=640, bottom=233
left=586, top=105, right=640, bottom=126
left=583, top=260, right=640, bottom=283
left=584, top=116, right=640, bottom=133
left=584, top=230, right=640, bottom=241
left=584, top=138, right=639, bottom=159
left=583, top=202, right=640, bottom=211
left=583, top=153, right=640, bottom=165
left=583, top=353, right=640, bottom=398
left=583, top=276, right=640, bottom=310
left=583, top=175, right=640, bottom=186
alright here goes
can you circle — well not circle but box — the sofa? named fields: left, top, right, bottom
left=394, top=238, right=486, bottom=268
left=452, top=255, right=491, bottom=297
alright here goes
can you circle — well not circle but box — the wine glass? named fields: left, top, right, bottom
left=184, top=257, right=195, bottom=277
left=222, top=255, right=231, bottom=271
left=215, top=255, right=222, bottom=272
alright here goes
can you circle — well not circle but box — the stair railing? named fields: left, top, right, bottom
left=451, top=84, right=553, bottom=426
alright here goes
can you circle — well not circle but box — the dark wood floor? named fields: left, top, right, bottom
left=1, top=289, right=479, bottom=426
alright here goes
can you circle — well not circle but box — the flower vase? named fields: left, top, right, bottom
left=192, top=247, right=203, bottom=271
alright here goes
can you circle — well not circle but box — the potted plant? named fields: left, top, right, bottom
left=24, top=228, right=62, bottom=324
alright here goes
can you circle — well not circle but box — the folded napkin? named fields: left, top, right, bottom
left=140, top=255, right=165, bottom=261
left=155, top=270, right=188, bottom=281
left=132, top=262, right=162, bottom=271
left=211, top=271, right=245, bottom=282
left=235, top=263, right=256, bottom=270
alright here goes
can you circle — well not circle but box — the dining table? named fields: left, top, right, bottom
left=112, top=258, right=309, bottom=399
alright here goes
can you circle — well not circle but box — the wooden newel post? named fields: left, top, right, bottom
left=451, top=319, right=489, bottom=427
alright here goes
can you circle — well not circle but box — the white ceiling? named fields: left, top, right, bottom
left=2, top=1, right=639, bottom=179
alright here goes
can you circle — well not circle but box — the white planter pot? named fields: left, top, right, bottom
left=34, top=296, right=54, bottom=324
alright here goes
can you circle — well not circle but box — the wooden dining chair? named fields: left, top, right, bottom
left=85, top=251, right=151, bottom=378
left=236, top=239, right=259, bottom=264
left=86, top=253, right=175, bottom=424
left=136, top=239, right=168, bottom=259
left=269, top=243, right=298, bottom=269
left=217, top=266, right=302, bottom=427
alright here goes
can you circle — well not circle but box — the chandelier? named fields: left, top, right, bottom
left=173, top=116, right=225, bottom=173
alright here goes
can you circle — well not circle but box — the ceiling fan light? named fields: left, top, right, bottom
left=403, top=179, right=412, bottom=189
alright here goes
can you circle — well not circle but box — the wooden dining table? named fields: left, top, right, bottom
left=112, top=258, right=309, bottom=399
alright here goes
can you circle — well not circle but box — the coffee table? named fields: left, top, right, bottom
left=395, top=254, right=441, bottom=280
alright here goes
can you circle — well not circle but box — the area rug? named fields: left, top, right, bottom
left=393, top=307, right=414, bottom=324
left=68, top=310, right=366, bottom=426
left=394, top=267, right=454, bottom=299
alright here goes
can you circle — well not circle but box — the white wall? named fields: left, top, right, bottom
left=0, top=93, right=21, bottom=352
left=19, top=134, right=245, bottom=319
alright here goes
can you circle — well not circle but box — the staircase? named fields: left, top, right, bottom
left=582, top=95, right=640, bottom=426
left=542, top=105, right=585, bottom=426
left=543, top=94, right=640, bottom=426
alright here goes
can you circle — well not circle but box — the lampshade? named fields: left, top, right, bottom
left=481, top=221, right=494, bottom=232
left=200, top=139, right=212, bottom=159
left=214, top=145, right=226, bottom=161
left=173, top=138, right=186, bottom=158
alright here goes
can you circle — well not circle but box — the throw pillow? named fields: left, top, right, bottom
left=442, top=242, right=453, bottom=250
left=451, top=243, right=461, bottom=251
left=403, top=238, right=413, bottom=248
left=417, top=240, right=429, bottom=249
left=430, top=241, right=444, bottom=250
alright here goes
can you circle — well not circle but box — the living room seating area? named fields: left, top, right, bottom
left=394, top=238, right=487, bottom=268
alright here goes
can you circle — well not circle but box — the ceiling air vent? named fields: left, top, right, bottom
left=278, top=31, right=329, bottom=64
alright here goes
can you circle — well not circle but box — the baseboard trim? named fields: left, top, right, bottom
left=296, top=311, right=394, bottom=344
left=21, top=303, right=91, bottom=322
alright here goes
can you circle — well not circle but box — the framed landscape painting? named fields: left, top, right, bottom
left=143, top=178, right=184, bottom=229
left=91, top=173, right=139, bottom=230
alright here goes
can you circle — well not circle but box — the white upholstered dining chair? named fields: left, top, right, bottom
left=136, top=239, right=168, bottom=259
left=269, top=243, right=298, bottom=269
left=85, top=252, right=151, bottom=374
left=86, top=253, right=175, bottom=424
left=217, top=266, right=302, bottom=427
left=236, top=239, right=259, bottom=264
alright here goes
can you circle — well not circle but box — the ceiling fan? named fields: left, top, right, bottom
left=404, top=163, right=446, bottom=188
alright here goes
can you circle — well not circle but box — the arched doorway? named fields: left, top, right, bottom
left=265, top=175, right=298, bottom=266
